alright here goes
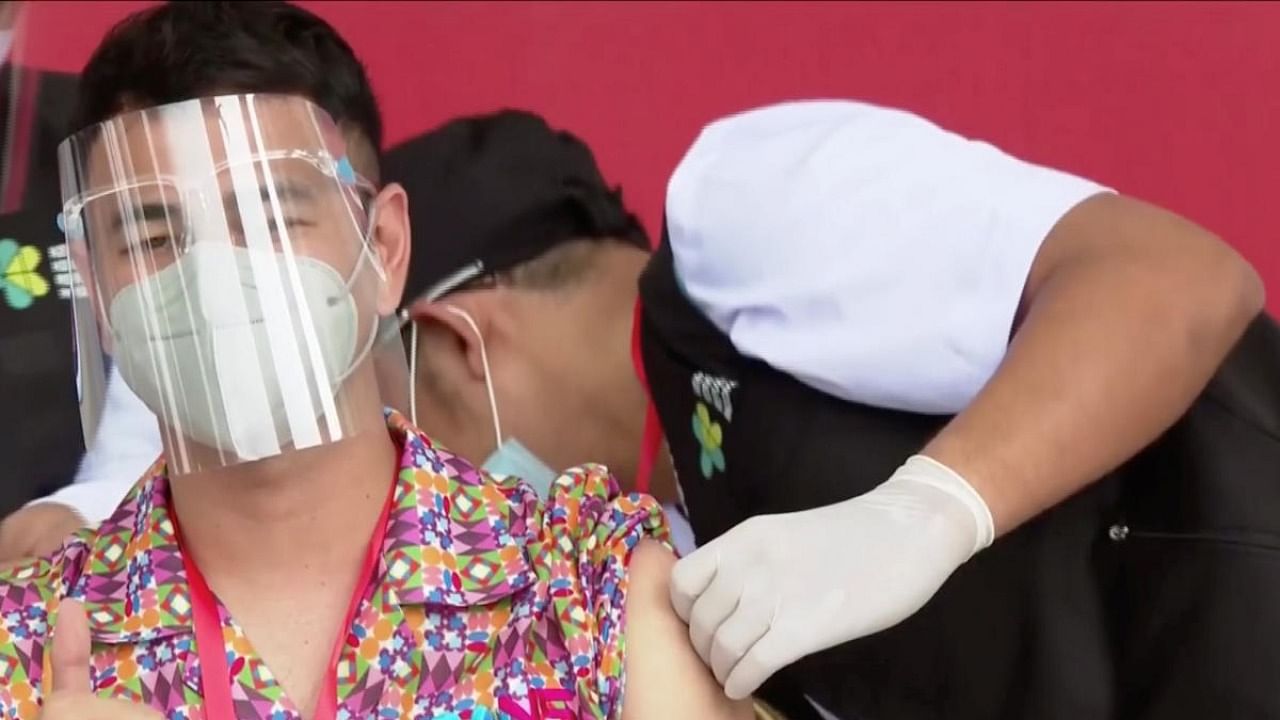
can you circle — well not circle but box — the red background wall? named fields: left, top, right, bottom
left=21, top=1, right=1280, bottom=311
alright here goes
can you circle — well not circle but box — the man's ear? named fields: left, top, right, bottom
left=403, top=295, right=491, bottom=383
left=368, top=182, right=410, bottom=316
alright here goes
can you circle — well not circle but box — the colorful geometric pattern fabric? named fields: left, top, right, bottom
left=0, top=411, right=669, bottom=719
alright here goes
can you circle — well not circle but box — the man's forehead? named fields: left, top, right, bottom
left=79, top=95, right=347, bottom=183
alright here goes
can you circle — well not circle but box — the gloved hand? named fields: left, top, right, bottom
left=669, top=455, right=995, bottom=699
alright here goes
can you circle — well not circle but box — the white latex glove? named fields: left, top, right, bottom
left=670, top=455, right=995, bottom=699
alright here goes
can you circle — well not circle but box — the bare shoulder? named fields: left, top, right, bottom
left=622, top=540, right=754, bottom=720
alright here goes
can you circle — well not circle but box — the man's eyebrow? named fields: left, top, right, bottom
left=222, top=178, right=319, bottom=211
left=101, top=178, right=323, bottom=235
left=111, top=201, right=181, bottom=232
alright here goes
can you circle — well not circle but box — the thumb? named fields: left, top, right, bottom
left=670, top=543, right=720, bottom=623
left=50, top=599, right=93, bottom=694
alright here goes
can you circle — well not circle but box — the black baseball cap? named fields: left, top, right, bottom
left=384, top=109, right=650, bottom=306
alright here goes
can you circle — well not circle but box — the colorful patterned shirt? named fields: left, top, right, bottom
left=0, top=412, right=668, bottom=719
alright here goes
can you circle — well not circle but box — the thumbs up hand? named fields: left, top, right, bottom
left=39, top=600, right=165, bottom=720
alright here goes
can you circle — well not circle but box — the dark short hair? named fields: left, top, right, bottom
left=72, top=1, right=382, bottom=173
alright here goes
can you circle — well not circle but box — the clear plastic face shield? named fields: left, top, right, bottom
left=59, top=94, right=410, bottom=477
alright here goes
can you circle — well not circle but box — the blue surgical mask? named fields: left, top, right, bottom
left=402, top=304, right=560, bottom=499
left=482, top=437, right=558, bottom=499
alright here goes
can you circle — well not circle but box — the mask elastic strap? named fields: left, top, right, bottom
left=444, top=305, right=503, bottom=451
left=329, top=204, right=385, bottom=386
left=396, top=309, right=422, bottom=426
left=332, top=272, right=382, bottom=389
left=339, top=204, right=382, bottom=295
left=407, top=320, right=420, bottom=426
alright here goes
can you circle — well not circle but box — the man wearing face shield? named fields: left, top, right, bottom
left=0, top=4, right=752, bottom=720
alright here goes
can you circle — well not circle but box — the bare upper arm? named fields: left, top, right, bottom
left=1020, top=192, right=1262, bottom=325
left=620, top=540, right=754, bottom=720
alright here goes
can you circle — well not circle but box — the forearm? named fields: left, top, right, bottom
left=925, top=225, right=1263, bottom=535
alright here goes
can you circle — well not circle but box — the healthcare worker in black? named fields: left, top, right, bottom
left=0, top=1, right=81, bottom=518
left=392, top=104, right=1275, bottom=720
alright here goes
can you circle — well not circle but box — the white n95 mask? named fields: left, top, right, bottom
left=109, top=243, right=369, bottom=461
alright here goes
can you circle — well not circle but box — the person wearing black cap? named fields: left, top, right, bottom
left=389, top=103, right=1279, bottom=720
left=387, top=110, right=671, bottom=500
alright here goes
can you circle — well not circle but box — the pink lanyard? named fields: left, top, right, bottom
left=631, top=299, right=662, bottom=495
left=176, top=480, right=396, bottom=720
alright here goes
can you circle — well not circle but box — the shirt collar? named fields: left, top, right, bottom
left=72, top=410, right=538, bottom=645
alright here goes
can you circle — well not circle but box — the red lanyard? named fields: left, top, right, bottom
left=631, top=299, right=662, bottom=495
left=176, top=479, right=397, bottom=720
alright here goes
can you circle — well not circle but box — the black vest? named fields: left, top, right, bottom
left=638, top=237, right=1280, bottom=720
left=0, top=66, right=81, bottom=516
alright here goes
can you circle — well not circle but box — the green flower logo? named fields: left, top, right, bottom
left=1, top=238, right=50, bottom=310
left=692, top=401, right=726, bottom=479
